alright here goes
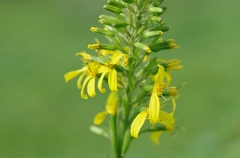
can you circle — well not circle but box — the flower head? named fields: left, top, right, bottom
left=98, top=52, right=124, bottom=92
left=149, top=65, right=165, bottom=124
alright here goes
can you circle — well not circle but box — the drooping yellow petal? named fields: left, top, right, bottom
left=87, top=77, right=96, bottom=97
left=150, top=131, right=163, bottom=145
left=105, top=92, right=118, bottom=115
left=159, top=111, right=175, bottom=125
left=93, top=111, right=108, bottom=125
left=149, top=91, right=160, bottom=125
left=77, top=71, right=87, bottom=89
left=130, top=110, right=148, bottom=138
left=170, top=96, right=176, bottom=116
left=98, top=68, right=109, bottom=93
left=76, top=51, right=91, bottom=61
left=64, top=66, right=88, bottom=82
left=155, top=65, right=165, bottom=85
left=80, top=75, right=92, bottom=99
left=165, top=72, right=172, bottom=86
left=110, top=52, right=124, bottom=65
left=108, top=69, right=118, bottom=91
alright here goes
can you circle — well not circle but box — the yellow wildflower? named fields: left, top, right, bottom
left=64, top=62, right=100, bottom=99
left=98, top=52, right=124, bottom=92
left=130, top=108, right=174, bottom=138
left=149, top=65, right=165, bottom=124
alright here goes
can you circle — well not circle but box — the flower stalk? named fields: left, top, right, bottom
left=64, top=0, right=184, bottom=157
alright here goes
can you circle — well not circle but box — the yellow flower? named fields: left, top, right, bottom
left=149, top=65, right=165, bottom=124
left=98, top=52, right=124, bottom=92
left=130, top=108, right=174, bottom=138
left=64, top=62, right=100, bottom=99
left=130, top=110, right=148, bottom=138
left=76, top=51, right=91, bottom=63
left=94, top=92, right=118, bottom=125
left=81, top=62, right=100, bottom=99
left=64, top=66, right=88, bottom=83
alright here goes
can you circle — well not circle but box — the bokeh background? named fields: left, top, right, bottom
left=1, top=0, right=240, bottom=157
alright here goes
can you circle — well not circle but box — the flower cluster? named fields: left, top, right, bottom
left=64, top=0, right=183, bottom=157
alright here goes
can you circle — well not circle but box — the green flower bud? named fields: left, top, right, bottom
left=99, top=14, right=113, bottom=20
left=148, top=39, right=179, bottom=52
left=148, top=7, right=164, bottom=13
left=112, top=21, right=128, bottom=28
left=150, top=16, right=162, bottom=23
left=88, top=44, right=116, bottom=51
left=134, top=42, right=151, bottom=52
left=104, top=4, right=123, bottom=14
left=122, top=0, right=135, bottom=4
left=107, top=0, right=126, bottom=9
left=90, top=27, right=115, bottom=37
left=137, top=25, right=147, bottom=35
left=151, top=25, right=171, bottom=32
left=99, top=18, right=128, bottom=28
left=143, top=31, right=163, bottom=38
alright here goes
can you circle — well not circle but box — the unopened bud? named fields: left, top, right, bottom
left=90, top=27, right=114, bottom=37
left=107, top=0, right=126, bottom=9
left=143, top=31, right=163, bottom=38
left=148, top=7, right=164, bottom=13
left=104, top=4, right=123, bottom=14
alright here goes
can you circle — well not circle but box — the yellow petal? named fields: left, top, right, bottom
left=76, top=51, right=91, bottom=60
left=77, top=71, right=87, bottom=89
left=165, top=72, right=172, bottom=86
left=105, top=92, right=118, bottom=115
left=170, top=96, right=176, bottom=116
left=130, top=110, right=148, bottom=138
left=87, top=77, right=96, bottom=97
left=110, top=52, right=124, bottom=65
left=150, top=131, right=163, bottom=145
left=159, top=111, right=175, bottom=125
left=108, top=69, right=117, bottom=91
left=64, top=66, right=87, bottom=82
left=93, top=111, right=108, bottom=125
left=155, top=65, right=165, bottom=85
left=97, top=68, right=109, bottom=93
left=149, top=91, right=160, bottom=124
left=80, top=75, right=92, bottom=99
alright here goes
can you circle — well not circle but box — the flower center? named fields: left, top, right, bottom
left=105, top=62, right=114, bottom=69
left=154, top=83, right=165, bottom=96
left=87, top=62, right=100, bottom=77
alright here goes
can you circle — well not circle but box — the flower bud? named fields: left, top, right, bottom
left=104, top=4, right=123, bottom=14
left=137, top=25, right=147, bottom=35
left=90, top=27, right=114, bottom=37
left=150, top=16, right=162, bottom=23
left=88, top=44, right=116, bottom=51
left=122, top=0, right=134, bottom=4
left=148, top=7, right=164, bottom=13
left=143, top=31, right=163, bottom=38
left=148, top=39, right=179, bottom=52
left=107, top=0, right=126, bottom=9
left=134, top=42, right=151, bottom=52
left=151, top=25, right=171, bottom=32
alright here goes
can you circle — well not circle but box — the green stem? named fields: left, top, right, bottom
left=110, top=115, right=120, bottom=158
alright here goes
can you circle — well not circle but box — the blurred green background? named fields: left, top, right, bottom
left=1, top=0, right=240, bottom=157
